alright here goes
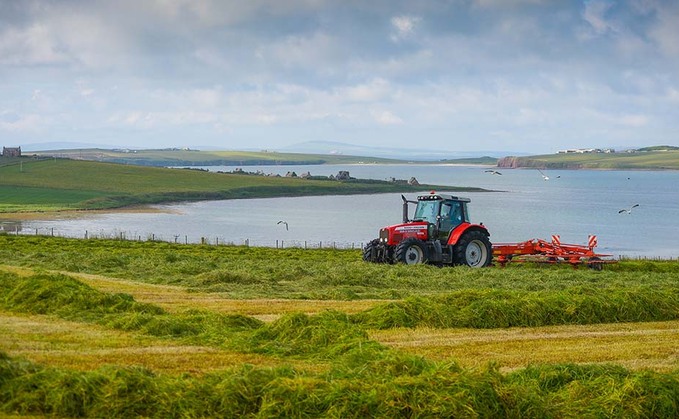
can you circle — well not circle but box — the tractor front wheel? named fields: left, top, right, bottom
left=454, top=231, right=492, bottom=268
left=363, top=239, right=384, bottom=263
left=395, top=238, right=429, bottom=265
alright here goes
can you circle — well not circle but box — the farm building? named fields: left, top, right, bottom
left=2, top=147, right=21, bottom=157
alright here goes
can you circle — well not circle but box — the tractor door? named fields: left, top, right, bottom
left=438, top=201, right=463, bottom=240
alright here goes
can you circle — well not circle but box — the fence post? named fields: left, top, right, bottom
left=85, top=230, right=88, bottom=239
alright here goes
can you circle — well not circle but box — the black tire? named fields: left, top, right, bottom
left=395, top=238, right=429, bottom=265
left=454, top=230, right=492, bottom=268
left=363, top=239, right=382, bottom=263
left=588, top=257, right=603, bottom=271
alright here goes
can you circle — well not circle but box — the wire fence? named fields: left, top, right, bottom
left=3, top=226, right=678, bottom=260
left=5, top=226, right=367, bottom=250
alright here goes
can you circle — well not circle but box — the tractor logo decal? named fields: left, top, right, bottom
left=395, top=225, right=427, bottom=232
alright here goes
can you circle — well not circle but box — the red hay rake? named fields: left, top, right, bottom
left=492, top=235, right=615, bottom=270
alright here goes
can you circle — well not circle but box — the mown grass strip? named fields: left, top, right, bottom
left=3, top=271, right=679, bottom=354
left=1, top=352, right=678, bottom=418
left=0, top=311, right=323, bottom=375
left=371, top=321, right=679, bottom=372
left=354, top=287, right=679, bottom=329
left=2, top=235, right=679, bottom=301
left=1, top=271, right=679, bottom=417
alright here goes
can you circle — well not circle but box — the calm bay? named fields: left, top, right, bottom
left=11, top=164, right=679, bottom=258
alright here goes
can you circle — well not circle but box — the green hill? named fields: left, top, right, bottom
left=0, top=158, right=485, bottom=213
left=497, top=149, right=679, bottom=170
left=30, top=148, right=404, bottom=166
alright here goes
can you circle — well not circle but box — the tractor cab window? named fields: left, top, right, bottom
left=461, top=203, right=470, bottom=223
left=438, top=201, right=464, bottom=238
left=413, top=200, right=439, bottom=224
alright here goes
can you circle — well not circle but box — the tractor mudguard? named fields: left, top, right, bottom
left=447, top=223, right=489, bottom=246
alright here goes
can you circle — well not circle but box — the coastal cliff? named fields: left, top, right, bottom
left=497, top=156, right=584, bottom=169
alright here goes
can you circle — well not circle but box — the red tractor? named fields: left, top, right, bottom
left=363, top=192, right=493, bottom=267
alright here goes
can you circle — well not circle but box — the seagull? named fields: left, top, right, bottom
left=537, top=168, right=550, bottom=181
left=277, top=220, right=289, bottom=230
left=484, top=169, right=502, bottom=175
left=618, top=204, right=639, bottom=214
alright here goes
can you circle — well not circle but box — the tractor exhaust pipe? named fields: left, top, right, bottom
left=401, top=194, right=417, bottom=223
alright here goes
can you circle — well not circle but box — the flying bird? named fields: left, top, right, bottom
left=537, top=168, right=550, bottom=181
left=484, top=169, right=502, bottom=175
left=277, top=220, right=289, bottom=230
left=618, top=204, right=639, bottom=214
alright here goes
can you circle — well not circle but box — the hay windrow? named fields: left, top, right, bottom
left=2, top=235, right=679, bottom=416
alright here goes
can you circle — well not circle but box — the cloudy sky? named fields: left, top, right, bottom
left=1, top=0, right=678, bottom=155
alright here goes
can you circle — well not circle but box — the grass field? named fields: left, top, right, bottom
left=0, top=234, right=678, bottom=417
left=499, top=149, right=679, bottom=170
left=28, top=148, right=406, bottom=166
left=0, top=158, right=480, bottom=214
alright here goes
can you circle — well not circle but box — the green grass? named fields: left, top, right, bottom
left=31, top=148, right=407, bottom=166
left=0, top=186, right=110, bottom=212
left=1, top=269, right=679, bottom=417
left=2, top=353, right=677, bottom=418
left=0, top=158, right=482, bottom=213
left=1, top=235, right=678, bottom=299
left=1, top=235, right=679, bottom=417
left=499, top=150, right=679, bottom=170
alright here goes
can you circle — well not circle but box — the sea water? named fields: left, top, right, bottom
left=12, top=164, right=679, bottom=258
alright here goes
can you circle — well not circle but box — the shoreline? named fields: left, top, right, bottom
left=0, top=205, right=175, bottom=222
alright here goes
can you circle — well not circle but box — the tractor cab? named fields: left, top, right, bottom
left=404, top=192, right=470, bottom=241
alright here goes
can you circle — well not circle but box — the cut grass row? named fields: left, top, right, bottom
left=2, top=235, right=679, bottom=416
left=2, top=269, right=679, bottom=355
left=2, top=265, right=678, bottom=374
left=2, top=351, right=678, bottom=418
left=1, top=235, right=678, bottom=299
left=1, top=270, right=679, bottom=417
left=371, top=321, right=679, bottom=372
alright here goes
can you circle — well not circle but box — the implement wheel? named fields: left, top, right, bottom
left=395, top=238, right=428, bottom=265
left=454, top=231, right=492, bottom=268
left=588, top=257, right=603, bottom=271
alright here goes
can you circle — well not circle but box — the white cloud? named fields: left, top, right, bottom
left=582, top=0, right=617, bottom=35
left=371, top=110, right=403, bottom=125
left=647, top=2, right=679, bottom=60
left=0, top=24, right=68, bottom=65
left=0, top=1, right=677, bottom=153
left=337, top=79, right=393, bottom=103
left=0, top=112, right=44, bottom=132
left=617, top=114, right=649, bottom=127
left=390, top=15, right=421, bottom=42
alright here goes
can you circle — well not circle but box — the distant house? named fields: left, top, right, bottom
left=2, top=147, right=21, bottom=157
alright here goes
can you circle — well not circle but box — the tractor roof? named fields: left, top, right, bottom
left=417, top=192, right=471, bottom=203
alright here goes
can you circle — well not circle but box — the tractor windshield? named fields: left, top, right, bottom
left=413, top=200, right=439, bottom=224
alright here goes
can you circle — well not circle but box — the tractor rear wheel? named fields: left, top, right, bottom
left=395, top=238, right=428, bottom=265
left=454, top=231, right=492, bottom=268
